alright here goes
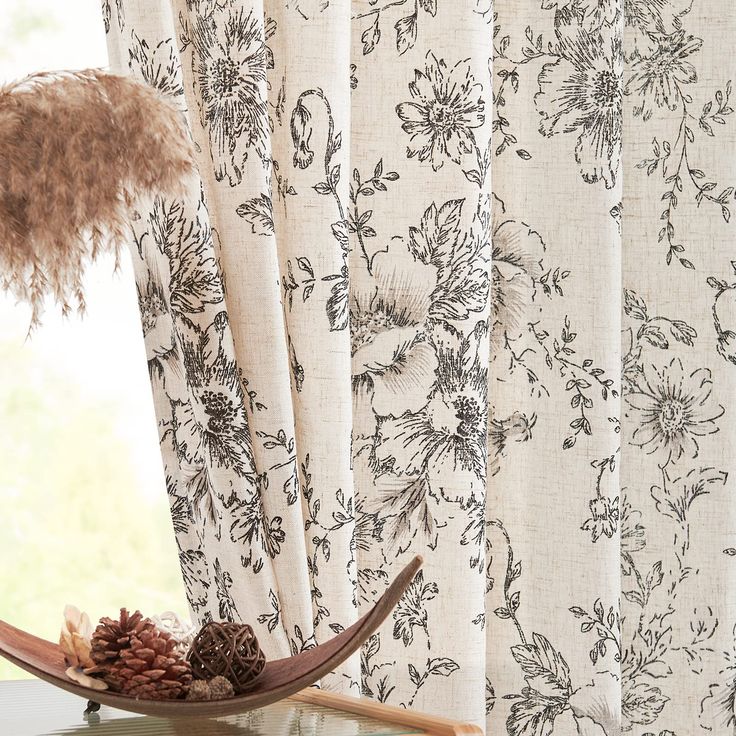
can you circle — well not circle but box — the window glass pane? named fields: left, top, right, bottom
left=0, top=0, right=188, bottom=681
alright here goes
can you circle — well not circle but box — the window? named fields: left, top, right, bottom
left=0, top=0, right=187, bottom=680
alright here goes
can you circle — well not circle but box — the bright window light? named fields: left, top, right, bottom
left=0, top=0, right=188, bottom=681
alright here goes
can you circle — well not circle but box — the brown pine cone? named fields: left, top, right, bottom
left=89, top=609, right=156, bottom=666
left=101, top=627, right=193, bottom=700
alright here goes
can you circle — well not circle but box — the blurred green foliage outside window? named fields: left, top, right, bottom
left=0, top=0, right=187, bottom=680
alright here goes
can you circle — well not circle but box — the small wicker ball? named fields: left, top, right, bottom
left=187, top=622, right=266, bottom=694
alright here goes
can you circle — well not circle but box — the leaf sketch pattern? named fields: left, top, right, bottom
left=103, top=0, right=735, bottom=732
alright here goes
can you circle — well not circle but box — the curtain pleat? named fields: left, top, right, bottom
left=621, top=4, right=736, bottom=733
left=102, top=0, right=736, bottom=732
left=261, top=0, right=359, bottom=688
left=347, top=0, right=494, bottom=718
left=485, top=5, right=623, bottom=732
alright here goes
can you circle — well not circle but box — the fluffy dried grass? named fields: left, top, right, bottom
left=0, top=68, right=195, bottom=326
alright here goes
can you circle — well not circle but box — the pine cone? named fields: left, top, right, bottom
left=101, top=627, right=193, bottom=700
left=89, top=609, right=156, bottom=666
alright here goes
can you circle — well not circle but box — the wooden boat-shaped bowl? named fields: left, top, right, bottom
left=0, top=555, right=422, bottom=718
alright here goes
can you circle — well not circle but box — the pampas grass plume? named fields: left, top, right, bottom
left=0, top=69, right=195, bottom=326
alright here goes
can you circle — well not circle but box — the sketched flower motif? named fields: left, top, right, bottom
left=134, top=195, right=224, bottom=406
left=624, top=0, right=690, bottom=59
left=178, top=544, right=209, bottom=613
left=392, top=570, right=438, bottom=647
left=376, top=324, right=488, bottom=502
left=543, top=0, right=618, bottom=31
left=138, top=273, right=168, bottom=339
left=351, top=241, right=439, bottom=432
left=175, top=320, right=255, bottom=479
left=396, top=53, right=485, bottom=171
left=579, top=0, right=619, bottom=31
left=541, top=0, right=578, bottom=14
left=128, top=33, right=185, bottom=103
left=290, top=97, right=314, bottom=170
left=581, top=495, right=619, bottom=542
left=491, top=195, right=545, bottom=352
left=535, top=25, right=622, bottom=188
left=176, top=389, right=249, bottom=481
left=488, top=410, right=535, bottom=477
left=200, top=390, right=237, bottom=435
left=228, top=477, right=285, bottom=571
left=626, top=357, right=724, bottom=464
left=213, top=557, right=240, bottom=621
left=699, top=635, right=736, bottom=733
left=188, top=7, right=268, bottom=185
left=620, top=493, right=646, bottom=561
left=568, top=672, right=621, bottom=736
left=148, top=197, right=224, bottom=324
left=626, top=30, right=702, bottom=120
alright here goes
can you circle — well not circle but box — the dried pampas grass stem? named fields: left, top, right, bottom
left=0, top=69, right=195, bottom=326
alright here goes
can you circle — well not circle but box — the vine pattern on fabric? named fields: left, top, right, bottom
left=103, top=0, right=736, bottom=732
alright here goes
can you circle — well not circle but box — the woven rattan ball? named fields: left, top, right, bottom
left=187, top=622, right=266, bottom=694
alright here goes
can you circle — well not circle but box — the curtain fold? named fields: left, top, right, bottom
left=102, top=0, right=736, bottom=733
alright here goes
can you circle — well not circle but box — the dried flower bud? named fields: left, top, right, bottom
left=60, top=605, right=94, bottom=669
left=290, top=98, right=314, bottom=170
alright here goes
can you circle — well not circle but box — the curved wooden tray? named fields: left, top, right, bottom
left=0, top=555, right=422, bottom=717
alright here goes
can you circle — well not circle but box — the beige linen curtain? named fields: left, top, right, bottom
left=102, top=0, right=736, bottom=733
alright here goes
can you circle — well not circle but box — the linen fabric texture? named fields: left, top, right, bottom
left=102, top=0, right=736, bottom=733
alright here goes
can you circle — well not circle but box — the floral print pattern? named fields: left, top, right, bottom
left=535, top=23, right=623, bottom=188
left=626, top=358, right=723, bottom=463
left=626, top=30, right=702, bottom=120
left=351, top=239, right=438, bottom=423
left=102, top=0, right=735, bottom=733
left=182, top=5, right=268, bottom=185
left=396, top=54, right=486, bottom=171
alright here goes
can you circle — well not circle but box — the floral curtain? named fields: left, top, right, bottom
left=102, top=0, right=736, bottom=733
